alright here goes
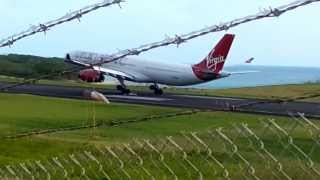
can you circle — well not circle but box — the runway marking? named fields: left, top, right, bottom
left=175, top=95, right=244, bottom=101
left=106, top=95, right=172, bottom=101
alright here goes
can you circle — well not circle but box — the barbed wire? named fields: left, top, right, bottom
left=73, top=0, right=320, bottom=65
left=0, top=0, right=124, bottom=48
left=1, top=0, right=320, bottom=102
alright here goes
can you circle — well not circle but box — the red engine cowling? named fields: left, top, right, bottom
left=78, top=69, right=105, bottom=82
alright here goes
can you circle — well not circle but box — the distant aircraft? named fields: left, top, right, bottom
left=65, top=34, right=252, bottom=95
left=245, top=57, right=254, bottom=63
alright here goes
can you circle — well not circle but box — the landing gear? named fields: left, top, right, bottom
left=117, top=85, right=131, bottom=94
left=154, top=88, right=163, bottom=95
left=117, top=78, right=131, bottom=94
left=149, top=83, right=163, bottom=95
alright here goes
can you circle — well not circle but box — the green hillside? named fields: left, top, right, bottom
left=0, top=54, right=76, bottom=79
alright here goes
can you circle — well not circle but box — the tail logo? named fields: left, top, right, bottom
left=206, top=50, right=225, bottom=71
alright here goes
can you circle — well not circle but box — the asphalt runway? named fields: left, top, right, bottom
left=1, top=82, right=320, bottom=118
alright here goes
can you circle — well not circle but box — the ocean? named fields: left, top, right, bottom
left=192, top=65, right=320, bottom=89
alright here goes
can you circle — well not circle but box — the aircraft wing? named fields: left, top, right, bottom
left=65, top=53, right=136, bottom=81
left=65, top=56, right=91, bottom=67
left=92, top=66, right=136, bottom=81
left=66, top=51, right=113, bottom=65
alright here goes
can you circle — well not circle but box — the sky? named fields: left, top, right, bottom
left=0, top=0, right=319, bottom=67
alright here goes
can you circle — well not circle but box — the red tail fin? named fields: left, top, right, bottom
left=193, top=34, right=235, bottom=76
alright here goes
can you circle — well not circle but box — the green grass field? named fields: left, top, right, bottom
left=1, top=92, right=320, bottom=179
left=0, top=93, right=293, bottom=162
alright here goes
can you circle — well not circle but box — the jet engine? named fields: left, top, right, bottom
left=78, top=69, right=105, bottom=82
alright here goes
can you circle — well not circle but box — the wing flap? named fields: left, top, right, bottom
left=93, top=66, right=135, bottom=81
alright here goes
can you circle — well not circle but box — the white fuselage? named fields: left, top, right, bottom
left=103, top=58, right=204, bottom=86
left=67, top=34, right=236, bottom=87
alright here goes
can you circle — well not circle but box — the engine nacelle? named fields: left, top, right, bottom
left=78, top=69, right=105, bottom=83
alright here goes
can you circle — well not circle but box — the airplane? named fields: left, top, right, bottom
left=65, top=34, right=250, bottom=95
left=245, top=57, right=254, bottom=63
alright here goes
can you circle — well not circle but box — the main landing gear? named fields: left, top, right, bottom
left=116, top=79, right=163, bottom=96
left=149, top=83, right=163, bottom=95
left=117, top=78, right=131, bottom=94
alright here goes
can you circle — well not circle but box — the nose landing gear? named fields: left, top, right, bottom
left=116, top=85, right=131, bottom=94
left=116, top=78, right=131, bottom=95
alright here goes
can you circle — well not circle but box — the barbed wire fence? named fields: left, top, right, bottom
left=1, top=113, right=320, bottom=179
left=0, top=0, right=124, bottom=48
left=1, top=0, right=320, bottom=104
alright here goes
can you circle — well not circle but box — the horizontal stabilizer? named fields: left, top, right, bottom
left=223, top=70, right=259, bottom=75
